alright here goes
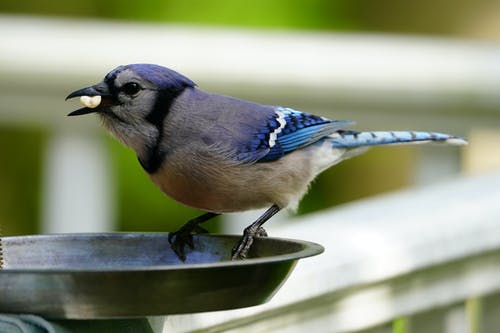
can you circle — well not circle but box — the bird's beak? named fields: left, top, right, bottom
left=66, top=81, right=113, bottom=116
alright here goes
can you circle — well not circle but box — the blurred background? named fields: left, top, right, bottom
left=1, top=1, right=500, bottom=332
left=0, top=0, right=499, bottom=236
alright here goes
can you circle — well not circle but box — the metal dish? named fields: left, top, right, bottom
left=0, top=233, right=323, bottom=319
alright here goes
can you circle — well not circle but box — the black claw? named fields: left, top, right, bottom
left=231, top=204, right=280, bottom=260
left=168, top=231, right=194, bottom=261
left=173, top=246, right=186, bottom=262
left=168, top=212, right=220, bottom=261
left=231, top=227, right=269, bottom=260
left=255, top=226, right=268, bottom=237
left=231, top=235, right=252, bottom=260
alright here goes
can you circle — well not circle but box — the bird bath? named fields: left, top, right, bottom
left=0, top=233, right=323, bottom=319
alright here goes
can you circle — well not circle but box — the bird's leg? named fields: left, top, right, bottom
left=231, top=204, right=280, bottom=260
left=168, top=212, right=220, bottom=261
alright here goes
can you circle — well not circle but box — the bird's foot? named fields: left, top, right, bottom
left=255, top=227, right=268, bottom=237
left=168, top=224, right=208, bottom=261
left=168, top=212, right=219, bottom=261
left=231, top=226, right=267, bottom=260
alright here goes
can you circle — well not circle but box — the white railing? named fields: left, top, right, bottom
left=158, top=172, right=500, bottom=333
left=1, top=15, right=500, bottom=332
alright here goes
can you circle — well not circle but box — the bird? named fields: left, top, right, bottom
left=66, top=63, right=467, bottom=260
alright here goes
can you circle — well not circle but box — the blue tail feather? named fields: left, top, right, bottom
left=329, top=130, right=467, bottom=148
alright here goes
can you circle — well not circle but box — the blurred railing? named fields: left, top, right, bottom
left=161, top=171, right=500, bottom=333
left=1, top=15, right=500, bottom=332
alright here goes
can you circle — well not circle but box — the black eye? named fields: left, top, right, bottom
left=122, top=82, right=141, bottom=96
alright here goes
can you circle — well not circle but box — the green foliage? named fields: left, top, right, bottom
left=393, top=317, right=409, bottom=333
left=0, top=0, right=480, bottom=36
left=0, top=127, right=45, bottom=235
left=0, top=0, right=358, bottom=31
left=103, top=0, right=356, bottom=30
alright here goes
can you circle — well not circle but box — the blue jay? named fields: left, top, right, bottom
left=66, top=64, right=466, bottom=260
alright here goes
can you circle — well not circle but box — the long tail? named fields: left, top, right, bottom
left=329, top=130, right=467, bottom=148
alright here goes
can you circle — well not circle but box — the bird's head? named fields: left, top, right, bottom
left=66, top=63, right=195, bottom=120
left=66, top=64, right=195, bottom=151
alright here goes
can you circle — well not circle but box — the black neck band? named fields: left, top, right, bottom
left=139, top=89, right=184, bottom=173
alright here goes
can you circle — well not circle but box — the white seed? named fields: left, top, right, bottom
left=80, top=95, right=102, bottom=109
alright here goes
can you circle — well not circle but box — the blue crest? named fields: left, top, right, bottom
left=106, top=64, right=196, bottom=91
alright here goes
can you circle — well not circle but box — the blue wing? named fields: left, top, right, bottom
left=236, top=107, right=353, bottom=163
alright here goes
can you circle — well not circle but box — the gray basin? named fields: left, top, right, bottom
left=0, top=233, right=323, bottom=319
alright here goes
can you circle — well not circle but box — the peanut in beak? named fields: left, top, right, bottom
left=80, top=95, right=102, bottom=109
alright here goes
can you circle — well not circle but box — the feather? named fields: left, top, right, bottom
left=329, top=130, right=468, bottom=147
left=256, top=107, right=352, bottom=162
